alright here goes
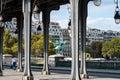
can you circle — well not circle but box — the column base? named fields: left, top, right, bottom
left=71, top=78, right=81, bottom=80
left=41, top=70, right=50, bottom=75
left=80, top=74, right=89, bottom=79
left=0, top=71, right=3, bottom=76
left=16, top=68, right=23, bottom=72
left=2, top=67, right=4, bottom=70
left=22, top=76, right=34, bottom=80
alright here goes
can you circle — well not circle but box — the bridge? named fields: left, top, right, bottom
left=0, top=0, right=115, bottom=80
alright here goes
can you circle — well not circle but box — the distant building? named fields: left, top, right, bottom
left=61, top=28, right=71, bottom=57
left=103, top=30, right=120, bottom=41
left=5, top=20, right=120, bottom=57
left=86, top=27, right=104, bottom=45
left=32, top=21, right=63, bottom=42
left=49, top=22, right=63, bottom=42
left=86, top=27, right=120, bottom=45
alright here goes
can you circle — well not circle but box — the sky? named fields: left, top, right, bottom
left=50, top=0, right=120, bottom=31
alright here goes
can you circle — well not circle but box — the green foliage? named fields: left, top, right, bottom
left=4, top=29, right=13, bottom=47
left=3, top=29, right=17, bottom=55
left=3, top=47, right=13, bottom=55
left=91, top=41, right=102, bottom=58
left=102, top=38, right=120, bottom=58
left=31, top=33, right=55, bottom=56
left=11, top=43, right=18, bottom=56
left=86, top=45, right=91, bottom=54
left=3, top=29, right=55, bottom=56
left=49, top=41, right=56, bottom=55
left=3, top=29, right=23, bottom=56
left=32, top=34, right=44, bottom=56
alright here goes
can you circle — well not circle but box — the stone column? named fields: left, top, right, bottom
left=79, top=0, right=88, bottom=78
left=41, top=9, right=50, bottom=75
left=17, top=14, right=23, bottom=72
left=22, top=0, right=33, bottom=80
left=69, top=0, right=81, bottom=80
left=0, top=26, right=3, bottom=76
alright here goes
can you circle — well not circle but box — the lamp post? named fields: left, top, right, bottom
left=69, top=0, right=101, bottom=80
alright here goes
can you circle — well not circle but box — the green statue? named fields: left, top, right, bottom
left=50, top=40, right=67, bottom=55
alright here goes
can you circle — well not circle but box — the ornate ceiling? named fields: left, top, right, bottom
left=1, top=0, right=69, bottom=21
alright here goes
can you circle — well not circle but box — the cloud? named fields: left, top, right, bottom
left=50, top=4, right=70, bottom=29
left=87, top=1, right=120, bottom=31
left=38, top=2, right=120, bottom=32
left=88, top=3, right=114, bottom=13
left=59, top=20, right=69, bottom=28
left=87, top=17, right=120, bottom=31
left=51, top=4, right=70, bottom=21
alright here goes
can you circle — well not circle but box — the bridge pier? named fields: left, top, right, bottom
left=22, top=0, right=33, bottom=80
left=16, top=14, right=23, bottom=72
left=0, top=26, right=4, bottom=76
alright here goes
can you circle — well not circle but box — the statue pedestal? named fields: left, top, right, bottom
left=48, top=54, right=64, bottom=67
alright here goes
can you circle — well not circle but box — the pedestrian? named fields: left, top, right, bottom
left=12, top=56, right=17, bottom=70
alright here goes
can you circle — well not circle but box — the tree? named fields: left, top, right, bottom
left=102, top=41, right=111, bottom=58
left=3, top=29, right=14, bottom=47
left=48, top=40, right=56, bottom=55
left=31, top=33, right=55, bottom=57
left=102, top=38, right=120, bottom=58
left=3, top=46, right=13, bottom=55
left=3, top=29, right=55, bottom=56
left=3, top=29, right=18, bottom=55
left=11, top=43, right=18, bottom=56
left=86, top=45, right=91, bottom=54
left=31, top=33, right=40, bottom=44
left=91, top=41, right=102, bottom=58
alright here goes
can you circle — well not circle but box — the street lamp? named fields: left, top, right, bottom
left=37, top=25, right=41, bottom=31
left=36, top=22, right=42, bottom=34
left=33, top=4, right=42, bottom=34
left=68, top=19, right=71, bottom=37
left=114, top=10, right=120, bottom=24
left=114, top=0, right=120, bottom=24
left=93, top=0, right=101, bottom=6
left=33, top=5, right=39, bottom=20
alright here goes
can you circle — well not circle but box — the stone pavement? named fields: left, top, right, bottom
left=0, top=69, right=70, bottom=80
left=0, top=69, right=120, bottom=80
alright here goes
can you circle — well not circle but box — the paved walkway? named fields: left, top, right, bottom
left=0, top=68, right=120, bottom=80
left=0, top=69, right=70, bottom=80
